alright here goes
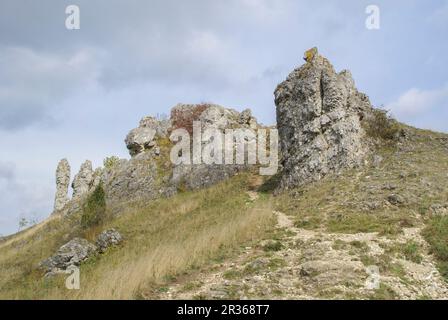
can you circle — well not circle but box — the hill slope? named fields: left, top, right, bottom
left=1, top=125, right=448, bottom=299
left=160, top=126, right=448, bottom=300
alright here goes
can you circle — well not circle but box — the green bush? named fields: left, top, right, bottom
left=103, top=156, right=120, bottom=170
left=81, top=183, right=107, bottom=229
left=364, top=108, right=401, bottom=141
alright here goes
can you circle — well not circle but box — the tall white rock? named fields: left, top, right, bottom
left=72, top=160, right=94, bottom=199
left=54, top=159, right=71, bottom=212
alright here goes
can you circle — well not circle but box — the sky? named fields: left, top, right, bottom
left=0, top=0, right=447, bottom=236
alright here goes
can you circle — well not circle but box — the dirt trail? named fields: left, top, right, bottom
left=160, top=192, right=448, bottom=300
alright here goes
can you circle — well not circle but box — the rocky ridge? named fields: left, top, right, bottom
left=52, top=103, right=261, bottom=216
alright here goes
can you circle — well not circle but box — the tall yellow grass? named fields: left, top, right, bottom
left=0, top=174, right=275, bottom=299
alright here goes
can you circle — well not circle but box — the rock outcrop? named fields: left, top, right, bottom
left=170, top=103, right=258, bottom=190
left=39, top=238, right=97, bottom=275
left=102, top=151, right=176, bottom=207
left=52, top=103, right=262, bottom=216
left=39, top=229, right=123, bottom=277
left=125, top=116, right=170, bottom=157
left=96, top=229, right=123, bottom=253
left=72, top=160, right=94, bottom=199
left=54, top=159, right=71, bottom=212
left=275, top=48, right=372, bottom=190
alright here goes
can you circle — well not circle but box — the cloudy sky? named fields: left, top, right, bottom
left=0, top=0, right=447, bottom=235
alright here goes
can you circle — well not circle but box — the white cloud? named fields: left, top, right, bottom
left=0, top=46, right=102, bottom=130
left=388, top=84, right=448, bottom=118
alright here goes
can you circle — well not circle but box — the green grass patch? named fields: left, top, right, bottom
left=423, top=216, right=448, bottom=281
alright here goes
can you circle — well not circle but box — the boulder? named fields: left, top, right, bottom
left=96, top=228, right=123, bottom=253
left=274, top=48, right=371, bottom=190
left=39, top=238, right=97, bottom=274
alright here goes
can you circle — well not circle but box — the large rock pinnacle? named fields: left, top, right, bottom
left=72, top=160, right=94, bottom=199
left=54, top=159, right=71, bottom=212
left=274, top=48, right=372, bottom=190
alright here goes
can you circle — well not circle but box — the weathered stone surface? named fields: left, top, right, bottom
left=54, top=159, right=71, bottom=212
left=96, top=228, right=123, bottom=253
left=169, top=103, right=258, bottom=191
left=103, top=151, right=176, bottom=206
left=39, top=238, right=97, bottom=274
left=72, top=160, right=94, bottom=199
left=275, top=48, right=371, bottom=190
left=172, top=164, right=246, bottom=190
left=238, top=108, right=258, bottom=129
left=125, top=116, right=171, bottom=157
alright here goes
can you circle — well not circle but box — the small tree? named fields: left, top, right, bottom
left=81, top=183, right=107, bottom=229
left=18, top=218, right=29, bottom=231
left=103, top=156, right=120, bottom=170
left=364, top=108, right=401, bottom=141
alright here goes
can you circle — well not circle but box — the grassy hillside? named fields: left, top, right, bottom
left=0, top=173, right=275, bottom=299
left=160, top=126, right=448, bottom=300
left=1, top=125, right=448, bottom=300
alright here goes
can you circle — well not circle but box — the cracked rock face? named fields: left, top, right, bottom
left=54, top=159, right=71, bottom=212
left=275, top=48, right=371, bottom=190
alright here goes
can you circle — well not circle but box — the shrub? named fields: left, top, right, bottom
left=81, top=183, right=107, bottom=229
left=170, top=103, right=210, bottom=135
left=103, top=156, right=120, bottom=170
left=364, top=108, right=401, bottom=141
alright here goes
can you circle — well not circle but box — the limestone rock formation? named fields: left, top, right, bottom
left=39, top=238, right=97, bottom=274
left=72, top=160, right=94, bottom=199
left=275, top=48, right=372, bottom=190
left=125, top=116, right=170, bottom=157
left=52, top=103, right=261, bottom=216
left=54, top=159, right=71, bottom=212
left=102, top=150, right=176, bottom=207
left=96, top=229, right=123, bottom=253
left=169, top=103, right=258, bottom=190
left=238, top=108, right=258, bottom=129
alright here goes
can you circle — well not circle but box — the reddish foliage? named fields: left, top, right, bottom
left=170, top=104, right=210, bottom=135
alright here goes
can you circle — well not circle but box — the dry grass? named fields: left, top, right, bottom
left=0, top=173, right=275, bottom=299
left=275, top=125, right=448, bottom=237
